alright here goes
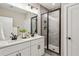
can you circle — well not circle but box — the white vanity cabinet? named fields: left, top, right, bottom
left=31, top=45, right=38, bottom=56
left=7, top=47, right=30, bottom=56
left=7, top=51, right=19, bottom=56
left=38, top=39, right=44, bottom=56
left=0, top=36, right=44, bottom=56
left=1, top=41, right=31, bottom=56
left=30, top=37, right=44, bottom=56
left=18, top=47, right=30, bottom=56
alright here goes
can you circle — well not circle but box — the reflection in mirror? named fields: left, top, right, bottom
left=0, top=16, right=13, bottom=40
left=31, top=16, right=37, bottom=34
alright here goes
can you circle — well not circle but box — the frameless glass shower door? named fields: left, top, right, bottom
left=48, top=10, right=60, bottom=53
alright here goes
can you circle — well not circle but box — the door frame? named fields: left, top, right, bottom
left=62, top=3, right=78, bottom=56
left=41, top=8, right=61, bottom=55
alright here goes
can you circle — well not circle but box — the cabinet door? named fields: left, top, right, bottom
left=38, top=40, right=44, bottom=56
left=19, top=47, right=30, bottom=56
left=31, top=45, right=38, bottom=56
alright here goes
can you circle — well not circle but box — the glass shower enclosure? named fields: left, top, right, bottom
left=48, top=9, right=60, bottom=54
left=41, top=8, right=61, bottom=55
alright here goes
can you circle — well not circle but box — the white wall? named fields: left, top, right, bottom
left=61, top=3, right=69, bottom=56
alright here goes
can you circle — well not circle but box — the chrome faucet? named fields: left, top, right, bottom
left=10, top=33, right=17, bottom=40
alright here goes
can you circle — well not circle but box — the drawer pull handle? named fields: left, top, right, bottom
left=16, top=54, right=19, bottom=56
left=19, top=53, right=21, bottom=56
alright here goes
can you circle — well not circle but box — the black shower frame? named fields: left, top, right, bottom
left=41, top=8, right=61, bottom=55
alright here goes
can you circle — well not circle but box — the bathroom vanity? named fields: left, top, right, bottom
left=0, top=36, right=44, bottom=56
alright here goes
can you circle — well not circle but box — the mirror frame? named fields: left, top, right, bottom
left=31, top=16, right=38, bottom=34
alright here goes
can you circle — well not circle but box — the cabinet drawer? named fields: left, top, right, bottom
left=7, top=51, right=19, bottom=56
left=16, top=41, right=30, bottom=50
left=31, top=39, right=38, bottom=45
left=31, top=37, right=44, bottom=45
left=0, top=41, right=30, bottom=56
left=19, top=47, right=30, bottom=56
left=0, top=45, right=18, bottom=56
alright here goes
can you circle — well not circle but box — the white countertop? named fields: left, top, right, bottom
left=0, top=36, right=44, bottom=49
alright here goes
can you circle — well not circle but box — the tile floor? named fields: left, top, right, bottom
left=44, top=49, right=59, bottom=56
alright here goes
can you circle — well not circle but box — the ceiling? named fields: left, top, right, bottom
left=40, top=3, right=60, bottom=10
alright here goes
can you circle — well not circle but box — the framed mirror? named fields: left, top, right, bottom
left=31, top=16, right=37, bottom=34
